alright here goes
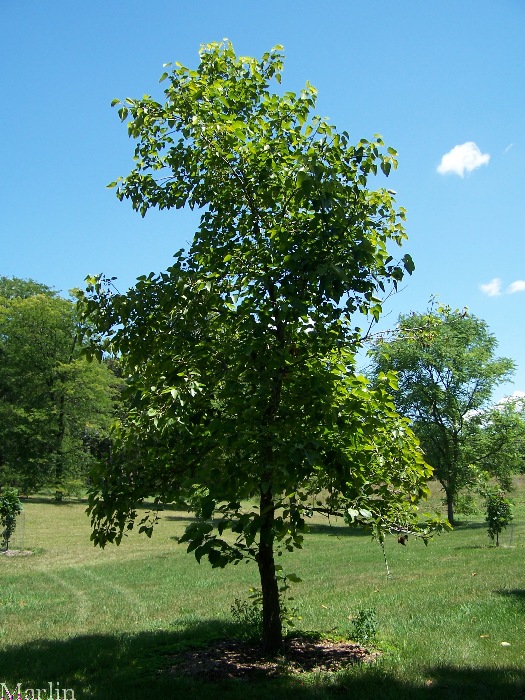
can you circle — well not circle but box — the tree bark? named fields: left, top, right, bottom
left=257, top=483, right=283, bottom=654
left=446, top=489, right=455, bottom=526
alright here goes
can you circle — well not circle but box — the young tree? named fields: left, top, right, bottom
left=0, top=488, right=22, bottom=551
left=485, top=490, right=513, bottom=546
left=370, top=305, right=516, bottom=525
left=78, top=41, right=435, bottom=653
left=0, top=280, right=121, bottom=495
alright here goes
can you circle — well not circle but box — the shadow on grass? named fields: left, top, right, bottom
left=3, top=623, right=524, bottom=700
left=306, top=523, right=369, bottom=537
left=164, top=514, right=196, bottom=522
left=21, top=496, right=85, bottom=506
left=495, top=588, right=525, bottom=612
left=451, top=521, right=487, bottom=530
left=21, top=497, right=190, bottom=512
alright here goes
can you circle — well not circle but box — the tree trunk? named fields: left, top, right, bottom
left=257, top=484, right=283, bottom=654
left=55, top=392, right=67, bottom=489
left=446, top=490, right=455, bottom=526
left=54, top=340, right=76, bottom=492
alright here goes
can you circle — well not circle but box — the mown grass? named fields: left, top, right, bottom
left=0, top=480, right=524, bottom=699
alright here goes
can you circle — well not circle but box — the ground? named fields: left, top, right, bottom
left=0, top=549, right=33, bottom=556
left=169, top=635, right=378, bottom=680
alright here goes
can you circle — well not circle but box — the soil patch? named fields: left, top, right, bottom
left=0, top=549, right=34, bottom=556
left=169, top=636, right=378, bottom=680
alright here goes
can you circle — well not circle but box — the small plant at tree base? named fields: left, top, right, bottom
left=350, top=608, right=378, bottom=645
left=230, top=596, right=263, bottom=640
left=485, top=491, right=513, bottom=546
left=232, top=571, right=302, bottom=641
left=0, top=487, right=22, bottom=551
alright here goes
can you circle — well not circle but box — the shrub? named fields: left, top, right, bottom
left=350, top=608, right=378, bottom=645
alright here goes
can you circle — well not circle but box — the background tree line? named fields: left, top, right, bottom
left=370, top=303, right=525, bottom=525
left=4, top=273, right=521, bottom=524
left=0, top=276, right=121, bottom=497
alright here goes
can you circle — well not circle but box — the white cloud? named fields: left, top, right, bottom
left=480, top=278, right=525, bottom=296
left=507, top=391, right=525, bottom=401
left=437, top=142, right=490, bottom=177
left=498, top=390, right=525, bottom=402
left=480, top=278, right=502, bottom=297
left=496, top=391, right=525, bottom=411
left=507, top=280, right=525, bottom=294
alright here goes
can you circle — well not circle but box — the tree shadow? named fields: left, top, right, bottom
left=421, top=664, right=525, bottom=700
left=21, top=496, right=83, bottom=506
left=1, top=624, right=524, bottom=699
left=495, top=588, right=525, bottom=612
left=451, top=521, right=487, bottom=530
left=336, top=663, right=525, bottom=700
left=306, top=523, right=369, bottom=537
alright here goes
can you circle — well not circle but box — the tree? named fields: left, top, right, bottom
left=0, top=276, right=57, bottom=300
left=0, top=488, right=22, bottom=551
left=78, top=41, right=434, bottom=654
left=485, top=490, right=513, bottom=546
left=0, top=278, right=121, bottom=495
left=462, top=397, right=525, bottom=489
left=370, top=305, right=516, bottom=525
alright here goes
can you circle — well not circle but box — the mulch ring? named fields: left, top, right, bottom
left=168, top=636, right=379, bottom=680
left=0, top=549, right=33, bottom=556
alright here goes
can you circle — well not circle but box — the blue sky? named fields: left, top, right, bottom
left=1, top=0, right=524, bottom=398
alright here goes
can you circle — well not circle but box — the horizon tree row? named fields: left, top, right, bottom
left=0, top=276, right=121, bottom=497
left=370, top=303, right=525, bottom=525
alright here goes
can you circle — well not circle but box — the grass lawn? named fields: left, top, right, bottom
left=0, top=480, right=524, bottom=699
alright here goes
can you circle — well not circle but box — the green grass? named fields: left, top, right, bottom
left=1, top=481, right=524, bottom=699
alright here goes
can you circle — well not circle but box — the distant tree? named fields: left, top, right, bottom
left=0, top=279, right=121, bottom=495
left=0, top=487, right=22, bottom=551
left=485, top=490, right=513, bottom=546
left=462, top=397, right=525, bottom=488
left=0, top=276, right=56, bottom=300
left=78, top=41, right=437, bottom=654
left=370, top=305, right=516, bottom=525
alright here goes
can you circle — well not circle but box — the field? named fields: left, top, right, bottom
left=1, top=481, right=524, bottom=700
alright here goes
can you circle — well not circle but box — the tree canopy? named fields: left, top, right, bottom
left=0, top=276, right=57, bottom=300
left=78, top=41, right=435, bottom=653
left=370, top=304, right=517, bottom=524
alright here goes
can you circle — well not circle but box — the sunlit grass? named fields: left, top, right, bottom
left=0, top=478, right=523, bottom=698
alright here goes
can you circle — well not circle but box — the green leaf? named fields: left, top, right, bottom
left=402, top=254, right=415, bottom=275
